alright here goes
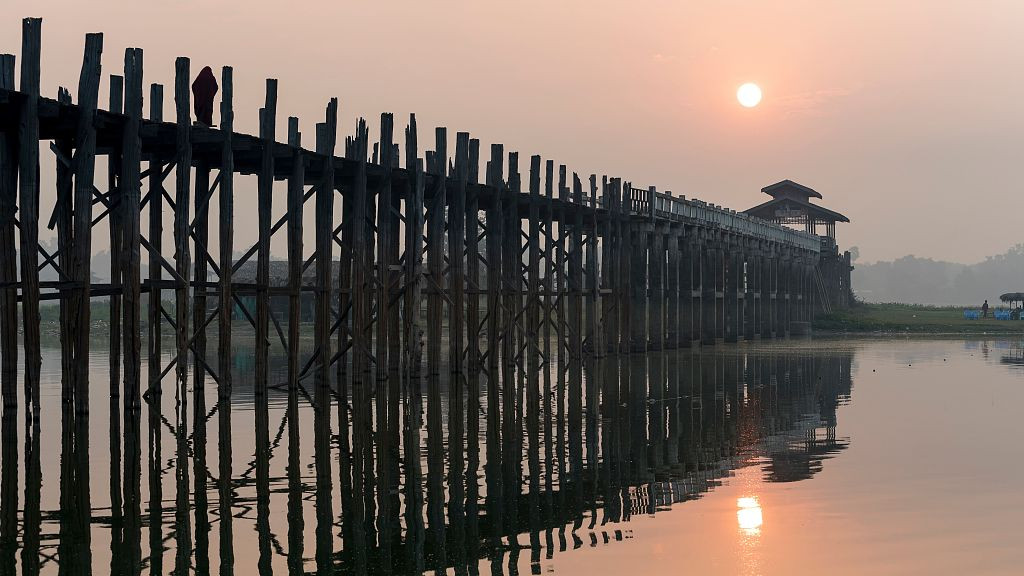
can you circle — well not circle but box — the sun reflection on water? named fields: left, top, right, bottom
left=737, top=497, right=764, bottom=534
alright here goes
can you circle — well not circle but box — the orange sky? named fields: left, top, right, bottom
left=4, top=1, right=1023, bottom=263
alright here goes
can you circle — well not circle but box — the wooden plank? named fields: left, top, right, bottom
left=0, top=55, right=18, bottom=407
left=148, top=83, right=164, bottom=397
left=173, top=57, right=192, bottom=395
left=255, top=78, right=277, bottom=398
left=18, top=18, right=42, bottom=403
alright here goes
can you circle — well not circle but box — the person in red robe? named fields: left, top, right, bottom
left=191, top=66, right=218, bottom=126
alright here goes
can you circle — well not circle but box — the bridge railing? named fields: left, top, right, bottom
left=627, top=186, right=820, bottom=252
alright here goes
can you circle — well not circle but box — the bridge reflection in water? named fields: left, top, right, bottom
left=0, top=343, right=851, bottom=575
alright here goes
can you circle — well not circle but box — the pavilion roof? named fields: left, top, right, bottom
left=744, top=196, right=850, bottom=223
left=761, top=179, right=823, bottom=200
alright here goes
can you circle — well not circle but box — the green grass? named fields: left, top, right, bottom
left=814, top=302, right=1024, bottom=334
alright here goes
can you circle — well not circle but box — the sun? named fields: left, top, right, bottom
left=737, top=83, right=762, bottom=108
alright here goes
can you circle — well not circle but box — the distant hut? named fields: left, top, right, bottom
left=999, top=292, right=1024, bottom=309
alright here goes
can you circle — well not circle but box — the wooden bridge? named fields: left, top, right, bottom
left=0, top=19, right=852, bottom=415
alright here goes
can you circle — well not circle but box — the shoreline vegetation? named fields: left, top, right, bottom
left=814, top=303, right=1024, bottom=335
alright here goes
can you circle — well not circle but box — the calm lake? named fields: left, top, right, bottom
left=0, top=336, right=1022, bottom=575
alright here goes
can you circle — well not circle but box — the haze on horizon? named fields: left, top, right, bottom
left=3, top=0, right=1022, bottom=265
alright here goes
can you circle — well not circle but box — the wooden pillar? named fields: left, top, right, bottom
left=724, top=239, right=739, bottom=343
left=700, top=235, right=716, bottom=346
left=108, top=74, right=124, bottom=419
left=585, top=175, right=600, bottom=356
left=0, top=55, right=17, bottom=406
left=525, top=155, right=542, bottom=516
left=401, top=113, right=426, bottom=570
left=121, top=48, right=143, bottom=414
left=286, top=117, right=303, bottom=394
left=18, top=18, right=43, bottom=401
left=464, top=137, right=481, bottom=553
left=425, top=127, right=447, bottom=557
left=680, top=233, right=695, bottom=346
left=447, top=132, right=469, bottom=549
left=147, top=84, right=164, bottom=398
left=649, top=215, right=665, bottom=351
left=255, top=79, right=277, bottom=398
left=744, top=248, right=757, bottom=340
left=501, top=151, right=521, bottom=536
left=483, top=143, right=504, bottom=536
left=628, top=187, right=647, bottom=353
left=567, top=172, right=585, bottom=485
left=192, top=161, right=209, bottom=390
left=665, top=224, right=680, bottom=349
left=217, top=67, right=234, bottom=400
left=374, top=112, right=397, bottom=567
left=600, top=177, right=617, bottom=355
left=172, top=57, right=192, bottom=398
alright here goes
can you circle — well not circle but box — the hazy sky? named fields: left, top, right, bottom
left=4, top=1, right=1023, bottom=264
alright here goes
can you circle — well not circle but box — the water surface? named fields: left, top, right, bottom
left=0, top=336, right=1021, bottom=574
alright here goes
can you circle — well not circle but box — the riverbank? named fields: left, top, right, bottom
left=814, top=303, right=1024, bottom=334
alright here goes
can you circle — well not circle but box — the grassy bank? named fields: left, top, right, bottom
left=814, top=303, right=1024, bottom=334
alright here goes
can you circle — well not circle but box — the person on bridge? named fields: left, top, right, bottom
left=191, top=66, right=219, bottom=127
left=982, top=299, right=989, bottom=318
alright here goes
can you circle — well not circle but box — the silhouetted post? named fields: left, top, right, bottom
left=681, top=236, right=696, bottom=345
left=700, top=234, right=716, bottom=345
left=147, top=83, right=164, bottom=398
left=286, top=117, right=303, bottom=394
left=120, top=49, right=144, bottom=573
left=501, top=151, right=521, bottom=538
left=402, top=116, right=426, bottom=573
left=526, top=155, right=542, bottom=524
left=18, top=18, right=42, bottom=398
left=484, top=143, right=505, bottom=540
left=217, top=67, right=234, bottom=404
left=448, top=131, right=470, bottom=565
left=745, top=247, right=757, bottom=339
left=109, top=74, right=124, bottom=429
left=724, top=240, right=739, bottom=343
left=255, top=78, right=276, bottom=397
left=349, top=118, right=372, bottom=569
left=375, top=112, right=396, bottom=568
left=0, top=55, right=15, bottom=409
left=568, top=173, right=585, bottom=490
left=425, top=129, right=447, bottom=567
left=173, top=57, right=192, bottom=399
left=314, top=103, right=338, bottom=574
left=585, top=175, right=600, bottom=356
left=464, top=137, right=482, bottom=556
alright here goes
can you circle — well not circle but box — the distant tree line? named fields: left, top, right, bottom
left=853, top=244, right=1024, bottom=306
